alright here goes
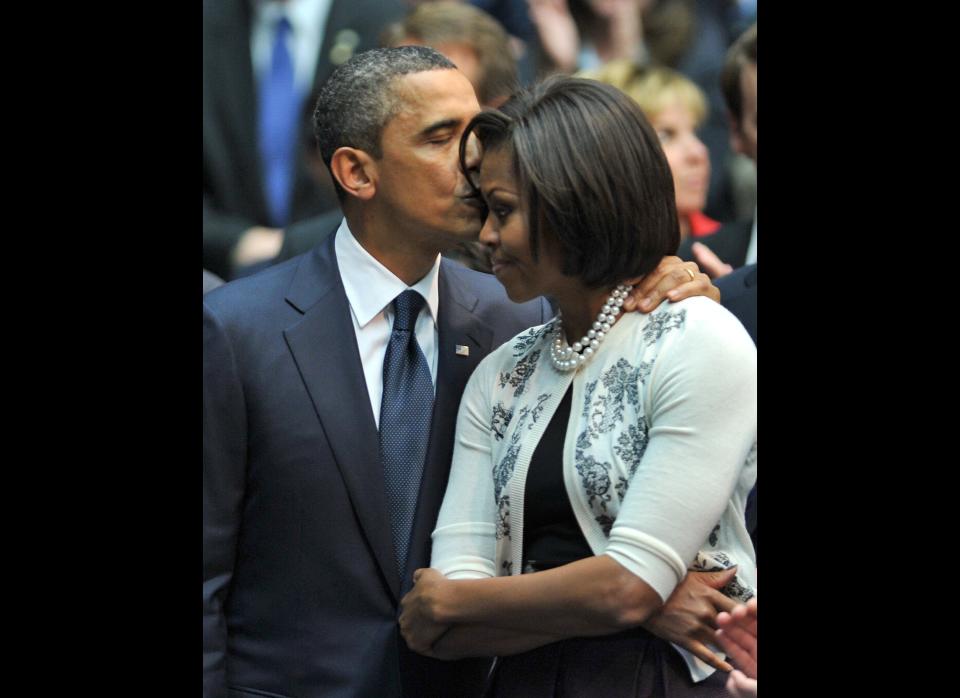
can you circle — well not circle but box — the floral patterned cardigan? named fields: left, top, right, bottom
left=430, top=297, right=758, bottom=680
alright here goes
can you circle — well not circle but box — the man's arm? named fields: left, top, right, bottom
left=203, top=304, right=248, bottom=698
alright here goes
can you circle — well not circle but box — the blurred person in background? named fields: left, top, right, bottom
left=679, top=21, right=756, bottom=277
left=203, top=0, right=406, bottom=280
left=382, top=1, right=520, bottom=108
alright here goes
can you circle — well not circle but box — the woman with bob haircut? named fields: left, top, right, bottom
left=399, top=76, right=757, bottom=696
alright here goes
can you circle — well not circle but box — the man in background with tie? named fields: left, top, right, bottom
left=203, top=0, right=406, bottom=280
left=203, top=46, right=717, bottom=698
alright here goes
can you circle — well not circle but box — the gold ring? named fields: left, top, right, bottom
left=684, top=268, right=696, bottom=282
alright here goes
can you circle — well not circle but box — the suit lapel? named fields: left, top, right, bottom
left=403, top=263, right=494, bottom=593
left=283, top=236, right=401, bottom=601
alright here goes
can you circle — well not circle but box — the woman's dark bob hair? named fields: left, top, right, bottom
left=459, top=75, right=680, bottom=289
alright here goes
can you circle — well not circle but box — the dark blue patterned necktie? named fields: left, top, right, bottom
left=379, top=290, right=435, bottom=575
left=258, top=15, right=300, bottom=227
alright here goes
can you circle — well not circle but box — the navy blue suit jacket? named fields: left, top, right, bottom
left=203, top=232, right=550, bottom=698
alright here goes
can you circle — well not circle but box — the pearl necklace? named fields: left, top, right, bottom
left=549, top=284, right=632, bottom=371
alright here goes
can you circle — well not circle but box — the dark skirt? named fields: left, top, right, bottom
left=484, top=627, right=731, bottom=698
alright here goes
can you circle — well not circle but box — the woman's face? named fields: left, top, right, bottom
left=650, top=100, right=710, bottom=218
left=477, top=146, right=569, bottom=304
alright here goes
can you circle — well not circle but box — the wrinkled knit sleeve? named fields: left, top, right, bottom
left=430, top=352, right=501, bottom=580
left=603, top=303, right=757, bottom=602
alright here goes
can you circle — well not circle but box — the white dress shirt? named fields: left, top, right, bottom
left=335, top=220, right=440, bottom=428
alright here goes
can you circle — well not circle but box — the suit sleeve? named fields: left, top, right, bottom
left=203, top=302, right=248, bottom=698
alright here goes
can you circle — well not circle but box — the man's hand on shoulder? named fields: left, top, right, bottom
left=622, top=255, right=720, bottom=313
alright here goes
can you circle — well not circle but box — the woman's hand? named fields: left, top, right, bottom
left=641, top=569, right=739, bottom=672
left=399, top=568, right=454, bottom=657
left=622, top=255, right=720, bottom=313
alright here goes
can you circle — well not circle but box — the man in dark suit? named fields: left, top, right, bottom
left=204, top=47, right=718, bottom=698
left=203, top=0, right=406, bottom=280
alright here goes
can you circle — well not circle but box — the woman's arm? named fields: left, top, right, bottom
left=400, top=555, right=662, bottom=656
left=402, top=565, right=737, bottom=672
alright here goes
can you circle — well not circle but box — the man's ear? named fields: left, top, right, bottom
left=330, top=147, right=378, bottom=201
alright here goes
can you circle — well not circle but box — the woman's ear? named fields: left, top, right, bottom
left=330, top=147, right=378, bottom=201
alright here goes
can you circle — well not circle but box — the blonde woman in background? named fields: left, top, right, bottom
left=581, top=61, right=720, bottom=241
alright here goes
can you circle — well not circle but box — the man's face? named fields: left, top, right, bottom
left=732, top=61, right=757, bottom=163
left=373, top=69, right=484, bottom=251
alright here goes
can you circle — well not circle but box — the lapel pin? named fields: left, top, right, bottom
left=456, top=345, right=470, bottom=356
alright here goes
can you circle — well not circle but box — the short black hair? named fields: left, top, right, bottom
left=460, top=75, right=679, bottom=289
left=721, top=23, right=757, bottom=125
left=313, top=46, right=456, bottom=200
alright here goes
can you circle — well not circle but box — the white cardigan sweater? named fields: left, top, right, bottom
left=430, top=297, right=758, bottom=679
